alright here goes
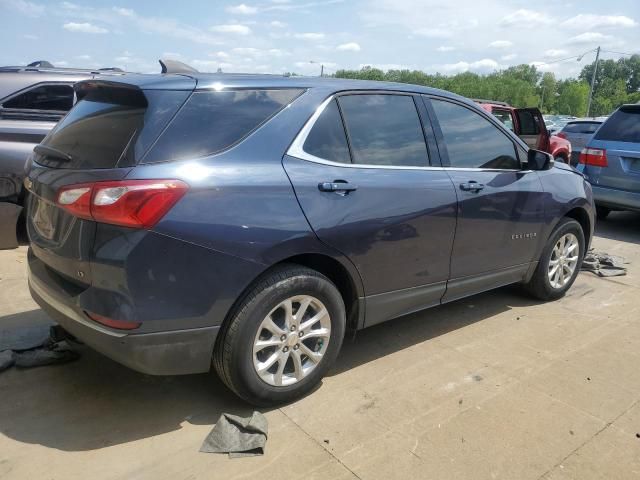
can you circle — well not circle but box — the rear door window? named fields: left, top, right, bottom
left=144, top=89, right=303, bottom=163
left=2, top=84, right=74, bottom=111
left=302, top=99, right=350, bottom=164
left=337, top=94, right=429, bottom=167
left=594, top=107, right=640, bottom=143
left=492, top=109, right=514, bottom=131
left=431, top=99, right=519, bottom=169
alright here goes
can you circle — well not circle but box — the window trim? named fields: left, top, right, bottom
left=0, top=81, right=75, bottom=118
left=424, top=95, right=524, bottom=172
left=288, top=90, right=436, bottom=171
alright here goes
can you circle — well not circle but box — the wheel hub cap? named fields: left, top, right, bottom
left=548, top=233, right=580, bottom=289
left=252, top=295, right=331, bottom=387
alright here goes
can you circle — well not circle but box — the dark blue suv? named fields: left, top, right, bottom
left=25, top=74, right=594, bottom=405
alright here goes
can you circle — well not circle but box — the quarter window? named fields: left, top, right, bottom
left=303, top=99, right=350, bottom=164
left=338, top=94, right=429, bottom=167
left=431, top=99, right=519, bottom=169
left=2, top=84, right=74, bottom=111
left=144, top=89, right=303, bottom=163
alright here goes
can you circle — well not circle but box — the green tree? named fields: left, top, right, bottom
left=555, top=80, right=589, bottom=116
left=538, top=72, right=557, bottom=113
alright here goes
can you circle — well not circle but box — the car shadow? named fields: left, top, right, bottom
left=331, top=284, right=538, bottom=377
left=593, top=211, right=640, bottom=244
left=0, top=284, right=539, bottom=452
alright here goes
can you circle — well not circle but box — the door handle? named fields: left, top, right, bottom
left=318, top=181, right=358, bottom=194
left=459, top=181, right=485, bottom=192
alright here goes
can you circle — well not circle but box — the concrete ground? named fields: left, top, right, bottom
left=1, top=212, right=639, bottom=480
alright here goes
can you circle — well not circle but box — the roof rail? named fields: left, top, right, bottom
left=159, top=58, right=199, bottom=74
left=472, top=98, right=510, bottom=107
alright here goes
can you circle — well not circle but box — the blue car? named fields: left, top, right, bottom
left=577, top=104, right=640, bottom=219
left=25, top=74, right=594, bottom=405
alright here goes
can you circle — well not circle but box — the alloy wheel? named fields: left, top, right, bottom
left=252, top=295, right=331, bottom=387
left=548, top=233, right=580, bottom=289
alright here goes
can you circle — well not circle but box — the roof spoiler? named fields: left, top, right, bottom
left=472, top=98, right=510, bottom=107
left=159, top=58, right=199, bottom=74
left=27, top=60, right=54, bottom=68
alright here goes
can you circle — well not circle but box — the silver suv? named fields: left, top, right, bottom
left=0, top=61, right=125, bottom=248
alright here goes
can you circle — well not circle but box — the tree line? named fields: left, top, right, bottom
left=332, top=55, right=640, bottom=117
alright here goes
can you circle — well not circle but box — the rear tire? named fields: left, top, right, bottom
left=213, top=264, right=346, bottom=406
left=523, top=218, right=585, bottom=301
left=596, top=206, right=611, bottom=220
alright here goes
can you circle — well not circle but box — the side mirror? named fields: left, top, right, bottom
left=526, top=149, right=554, bottom=171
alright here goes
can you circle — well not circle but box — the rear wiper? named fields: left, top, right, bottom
left=33, top=144, right=73, bottom=162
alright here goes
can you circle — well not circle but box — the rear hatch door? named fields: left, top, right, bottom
left=26, top=77, right=194, bottom=285
left=585, top=106, right=640, bottom=192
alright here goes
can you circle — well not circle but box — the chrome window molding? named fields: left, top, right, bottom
left=287, top=92, right=530, bottom=173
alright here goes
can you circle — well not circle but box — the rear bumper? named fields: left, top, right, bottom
left=28, top=265, right=219, bottom=375
left=592, top=185, right=640, bottom=212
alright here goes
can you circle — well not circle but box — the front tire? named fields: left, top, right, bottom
left=213, top=265, right=346, bottom=406
left=523, top=218, right=585, bottom=301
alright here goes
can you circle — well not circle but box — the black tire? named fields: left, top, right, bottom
left=596, top=206, right=611, bottom=220
left=523, top=218, right=585, bottom=301
left=213, top=264, right=346, bottom=406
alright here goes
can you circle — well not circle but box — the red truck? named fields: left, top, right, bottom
left=475, top=100, right=572, bottom=163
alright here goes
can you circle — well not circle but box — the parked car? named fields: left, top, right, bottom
left=476, top=100, right=572, bottom=163
left=0, top=61, right=126, bottom=249
left=26, top=74, right=594, bottom=405
left=557, top=118, right=607, bottom=165
left=577, top=105, right=640, bottom=218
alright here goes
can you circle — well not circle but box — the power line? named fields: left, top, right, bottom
left=533, top=48, right=598, bottom=67
left=601, top=50, right=638, bottom=57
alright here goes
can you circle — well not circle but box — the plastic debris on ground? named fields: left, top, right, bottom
left=0, top=324, right=80, bottom=373
left=200, top=411, right=268, bottom=458
left=581, top=249, right=628, bottom=277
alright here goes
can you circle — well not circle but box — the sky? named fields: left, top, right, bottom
left=1, top=0, right=639, bottom=78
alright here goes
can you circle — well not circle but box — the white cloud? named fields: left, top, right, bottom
left=76, top=54, right=92, bottom=60
left=501, top=53, right=517, bottom=61
left=500, top=9, right=553, bottom=27
left=210, top=51, right=229, bottom=59
left=22, top=33, right=39, bottom=40
left=210, top=24, right=252, bottom=35
left=63, top=22, right=108, bottom=34
left=413, top=27, right=452, bottom=39
left=269, top=20, right=287, bottom=28
left=567, top=32, right=613, bottom=44
left=113, top=7, right=134, bottom=17
left=488, top=40, right=513, bottom=48
left=337, top=42, right=361, bottom=51
left=231, top=47, right=260, bottom=55
left=561, top=14, right=637, bottom=30
left=544, top=49, right=568, bottom=58
left=226, top=3, right=258, bottom=14
left=437, top=46, right=456, bottom=52
left=2, top=0, right=45, bottom=16
left=294, top=32, right=325, bottom=40
left=436, top=58, right=502, bottom=74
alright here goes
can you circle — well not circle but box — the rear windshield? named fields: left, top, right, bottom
left=36, top=88, right=189, bottom=169
left=594, top=107, right=640, bottom=143
left=562, top=122, right=601, bottom=134
left=142, top=89, right=303, bottom=163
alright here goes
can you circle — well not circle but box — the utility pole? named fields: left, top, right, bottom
left=320, top=64, right=324, bottom=77
left=586, top=46, right=600, bottom=117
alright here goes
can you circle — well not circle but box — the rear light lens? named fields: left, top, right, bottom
left=556, top=132, right=567, bottom=139
left=579, top=148, right=608, bottom=167
left=85, top=311, right=141, bottom=330
left=57, top=179, right=188, bottom=228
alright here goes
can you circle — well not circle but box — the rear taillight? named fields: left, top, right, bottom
left=556, top=132, right=567, bottom=139
left=56, top=179, right=188, bottom=228
left=579, top=148, right=608, bottom=167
